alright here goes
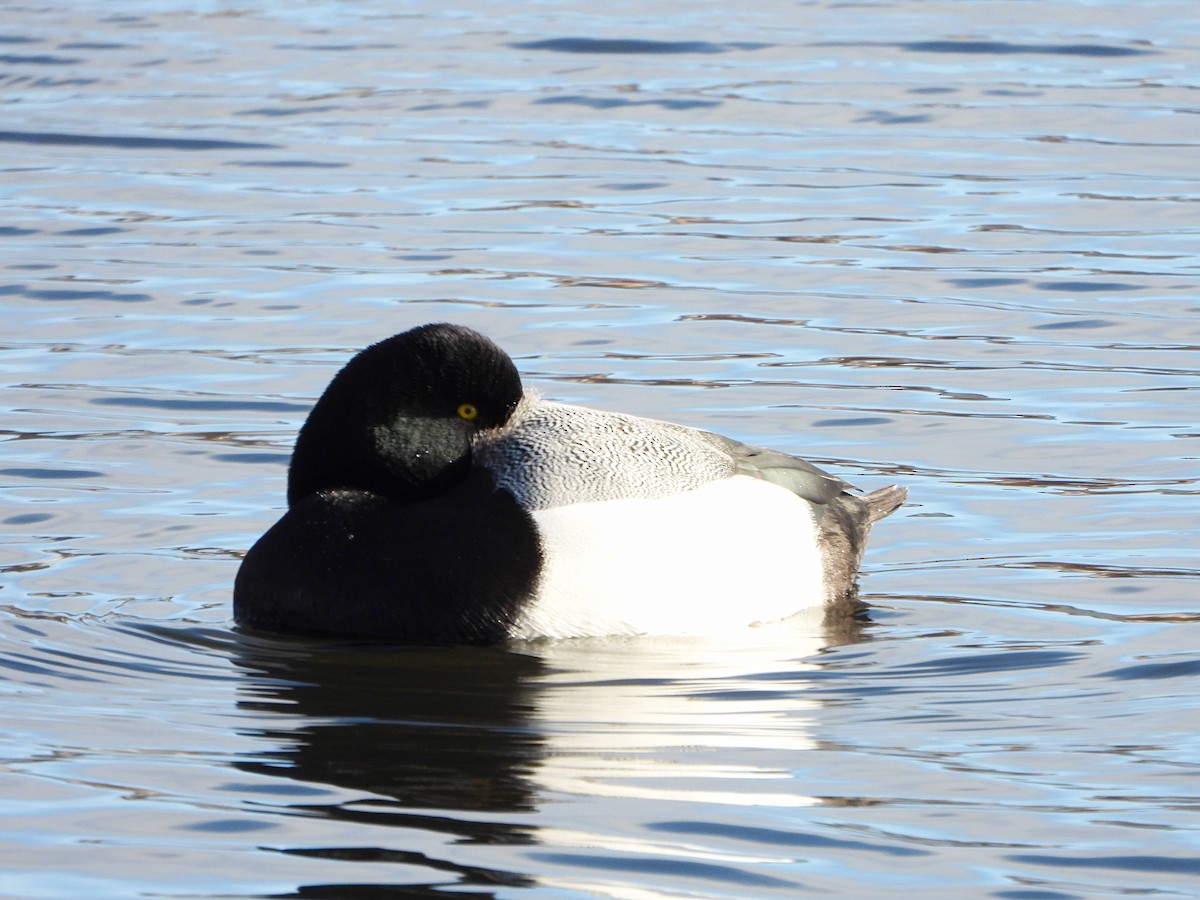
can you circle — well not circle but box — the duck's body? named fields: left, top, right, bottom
left=233, top=324, right=905, bottom=643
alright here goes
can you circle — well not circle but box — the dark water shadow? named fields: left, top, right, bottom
left=0, top=282, right=151, bottom=303
left=534, top=95, right=720, bottom=111
left=0, top=129, right=278, bottom=151
left=510, top=37, right=771, bottom=54
left=0, top=50, right=81, bottom=64
left=0, top=466, right=105, bottom=480
left=899, top=39, right=1155, bottom=57
left=813, top=40, right=1154, bottom=58
left=92, top=396, right=309, bottom=414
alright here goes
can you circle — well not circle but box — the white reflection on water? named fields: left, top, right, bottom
left=528, top=619, right=826, bottom=809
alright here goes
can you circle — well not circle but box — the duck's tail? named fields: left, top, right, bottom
left=819, top=484, right=907, bottom=610
left=864, top=484, right=908, bottom=524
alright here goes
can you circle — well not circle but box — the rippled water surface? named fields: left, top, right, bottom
left=3, top=1, right=1199, bottom=897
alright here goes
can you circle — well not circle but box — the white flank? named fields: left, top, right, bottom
left=512, top=475, right=826, bottom=639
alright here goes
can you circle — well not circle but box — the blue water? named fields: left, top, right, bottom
left=2, top=1, right=1199, bottom=897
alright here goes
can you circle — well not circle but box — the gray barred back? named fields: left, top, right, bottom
left=475, top=399, right=852, bottom=512
left=476, top=400, right=737, bottom=510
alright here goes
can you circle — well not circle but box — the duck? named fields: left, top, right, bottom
left=233, top=323, right=906, bottom=643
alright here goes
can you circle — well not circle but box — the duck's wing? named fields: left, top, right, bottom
left=695, top=430, right=850, bottom=509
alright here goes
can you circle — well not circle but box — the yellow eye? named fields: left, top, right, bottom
left=457, top=403, right=479, bottom=421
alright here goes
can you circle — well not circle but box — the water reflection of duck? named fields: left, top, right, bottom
left=234, top=638, right=543, bottom=821
left=234, top=323, right=905, bottom=643
left=231, top=618, right=847, bottom=891
left=232, top=635, right=542, bottom=890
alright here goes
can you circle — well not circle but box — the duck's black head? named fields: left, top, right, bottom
left=287, top=323, right=524, bottom=506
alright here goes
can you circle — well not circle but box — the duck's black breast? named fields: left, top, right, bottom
left=233, top=469, right=542, bottom=643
